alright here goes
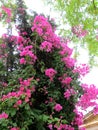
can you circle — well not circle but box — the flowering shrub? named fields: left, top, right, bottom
left=0, top=0, right=98, bottom=130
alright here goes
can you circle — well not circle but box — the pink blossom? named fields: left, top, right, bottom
left=73, top=109, right=84, bottom=126
left=60, top=43, right=72, bottom=57
left=25, top=97, right=29, bottom=103
left=64, top=89, right=76, bottom=100
left=20, top=58, right=26, bottom=64
left=16, top=36, right=24, bottom=44
left=54, top=103, right=63, bottom=112
left=73, top=64, right=89, bottom=77
left=0, top=43, right=6, bottom=48
left=55, top=124, right=74, bottom=130
left=48, top=124, right=53, bottom=130
left=40, top=41, right=52, bottom=52
left=2, top=82, right=8, bottom=87
left=16, top=100, right=22, bottom=105
left=19, top=46, right=37, bottom=64
left=55, top=124, right=67, bottom=130
left=36, top=27, right=43, bottom=36
left=14, top=100, right=22, bottom=108
left=2, top=6, right=12, bottom=17
left=72, top=25, right=88, bottom=37
left=31, top=15, right=53, bottom=40
left=20, top=79, right=31, bottom=87
left=45, top=68, right=57, bottom=81
left=62, top=77, right=72, bottom=85
left=0, top=112, right=8, bottom=119
left=10, top=127, right=20, bottom=130
left=26, top=89, right=31, bottom=98
left=62, top=57, right=76, bottom=68
left=78, top=84, right=98, bottom=109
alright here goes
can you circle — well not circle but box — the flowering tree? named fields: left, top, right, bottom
left=0, top=0, right=98, bottom=130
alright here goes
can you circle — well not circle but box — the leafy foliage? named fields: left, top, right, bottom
left=44, top=0, right=98, bottom=66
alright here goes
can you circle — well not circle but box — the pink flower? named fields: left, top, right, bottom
left=55, top=123, right=67, bottom=130
left=36, top=27, right=43, bottom=36
left=20, top=58, right=26, bottom=64
left=73, top=64, right=89, bottom=77
left=45, top=68, right=57, bottom=81
left=62, top=77, right=72, bottom=85
left=16, top=100, right=22, bottom=105
left=78, top=84, right=98, bottom=109
left=48, top=124, right=53, bottom=130
left=40, top=41, right=52, bottom=52
left=31, top=15, right=53, bottom=39
left=62, top=57, right=76, bottom=68
left=64, top=89, right=76, bottom=100
left=59, top=44, right=72, bottom=57
left=0, top=112, right=8, bottom=119
left=16, top=36, right=24, bottom=44
left=72, top=25, right=88, bottom=37
left=10, top=127, right=20, bottom=130
left=64, top=90, right=71, bottom=100
left=2, top=6, right=12, bottom=17
left=54, top=103, right=63, bottom=112
left=73, top=110, right=84, bottom=126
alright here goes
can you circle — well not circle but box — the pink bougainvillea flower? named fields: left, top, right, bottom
left=20, top=58, right=26, bottom=64
left=40, top=41, right=53, bottom=52
left=61, top=77, right=72, bottom=85
left=16, top=100, right=22, bottom=105
left=45, top=68, right=57, bottom=81
left=78, top=84, right=98, bottom=109
left=73, top=63, right=89, bottom=77
left=2, top=6, right=12, bottom=17
left=0, top=112, right=8, bottom=119
left=48, top=124, right=53, bottom=130
left=10, top=127, right=20, bottom=130
left=62, top=56, right=76, bottom=68
left=64, top=89, right=72, bottom=100
left=59, top=43, right=73, bottom=57
left=16, top=36, right=24, bottom=44
left=54, top=103, right=63, bottom=112
left=72, top=25, right=88, bottom=38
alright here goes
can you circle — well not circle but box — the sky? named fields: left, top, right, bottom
left=23, top=0, right=98, bottom=87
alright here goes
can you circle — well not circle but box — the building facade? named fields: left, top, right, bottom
left=80, top=112, right=98, bottom=130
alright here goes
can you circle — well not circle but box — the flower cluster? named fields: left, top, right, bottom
left=1, top=6, right=12, bottom=22
left=74, top=63, right=89, bottom=77
left=62, top=57, right=76, bottom=68
left=72, top=25, right=88, bottom=37
left=54, top=103, right=63, bottom=112
left=40, top=41, right=53, bottom=52
left=0, top=112, right=8, bottom=119
left=64, top=89, right=76, bottom=100
left=10, top=127, right=20, bottom=130
left=31, top=15, right=53, bottom=38
left=78, top=84, right=98, bottom=109
left=45, top=68, right=57, bottom=81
